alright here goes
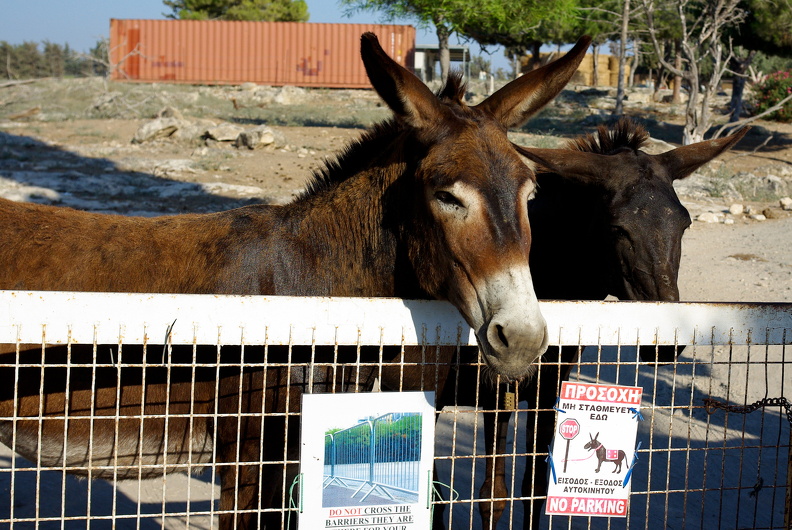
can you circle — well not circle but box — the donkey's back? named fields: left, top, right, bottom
left=0, top=198, right=283, bottom=294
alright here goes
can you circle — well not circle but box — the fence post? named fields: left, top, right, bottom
left=327, top=434, right=335, bottom=481
left=786, top=430, right=792, bottom=528
left=368, top=419, right=376, bottom=486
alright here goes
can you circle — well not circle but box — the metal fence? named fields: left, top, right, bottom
left=0, top=291, right=789, bottom=529
left=324, top=412, right=422, bottom=503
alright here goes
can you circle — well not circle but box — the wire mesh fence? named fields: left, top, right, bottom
left=0, top=291, right=789, bottom=529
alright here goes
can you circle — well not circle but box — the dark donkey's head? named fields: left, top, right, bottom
left=518, top=119, right=748, bottom=303
left=583, top=432, right=601, bottom=451
left=356, top=33, right=590, bottom=380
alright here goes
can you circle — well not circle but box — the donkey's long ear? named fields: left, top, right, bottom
left=516, top=145, right=608, bottom=184
left=656, top=127, right=750, bottom=181
left=475, top=36, right=591, bottom=129
left=360, top=32, right=445, bottom=128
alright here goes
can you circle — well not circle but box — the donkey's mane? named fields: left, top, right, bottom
left=297, top=119, right=402, bottom=200
left=437, top=72, right=467, bottom=105
left=568, top=118, right=649, bottom=155
left=297, top=72, right=469, bottom=201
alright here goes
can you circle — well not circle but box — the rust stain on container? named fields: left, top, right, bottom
left=110, top=19, right=415, bottom=88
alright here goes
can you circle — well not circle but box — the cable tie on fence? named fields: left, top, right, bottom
left=161, top=318, right=177, bottom=363
left=749, top=477, right=764, bottom=498
left=430, top=479, right=459, bottom=525
left=431, top=480, right=459, bottom=502
left=622, top=441, right=641, bottom=488
left=553, top=397, right=566, bottom=413
left=286, top=472, right=303, bottom=530
left=546, top=446, right=557, bottom=484
left=628, top=407, right=644, bottom=421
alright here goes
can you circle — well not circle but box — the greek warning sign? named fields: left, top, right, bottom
left=545, top=382, right=643, bottom=518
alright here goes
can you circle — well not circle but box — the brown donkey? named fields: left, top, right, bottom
left=0, top=33, right=591, bottom=528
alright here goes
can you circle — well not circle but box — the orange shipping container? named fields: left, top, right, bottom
left=109, top=19, right=415, bottom=88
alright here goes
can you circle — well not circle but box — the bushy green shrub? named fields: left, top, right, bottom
left=752, top=71, right=792, bottom=122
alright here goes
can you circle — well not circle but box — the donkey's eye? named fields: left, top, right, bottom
left=435, top=191, right=464, bottom=208
left=610, top=225, right=629, bottom=237
left=610, top=226, right=634, bottom=248
left=526, top=186, right=537, bottom=202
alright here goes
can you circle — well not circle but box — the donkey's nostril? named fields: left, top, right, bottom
left=495, top=324, right=509, bottom=348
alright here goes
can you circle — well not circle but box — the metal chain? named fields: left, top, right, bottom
left=703, top=396, right=792, bottom=427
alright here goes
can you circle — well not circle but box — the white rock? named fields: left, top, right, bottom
left=625, top=91, right=653, bottom=104
left=749, top=214, right=767, bottom=221
left=201, top=182, right=265, bottom=198
left=697, top=212, right=720, bottom=223
left=157, top=106, right=184, bottom=120
left=0, top=185, right=61, bottom=203
left=273, top=85, right=308, bottom=105
left=723, top=218, right=735, bottom=225
left=205, top=123, right=246, bottom=142
left=780, top=197, right=792, bottom=211
left=152, top=159, right=196, bottom=177
left=132, top=117, right=183, bottom=143
left=234, top=125, right=277, bottom=150
left=728, top=203, right=744, bottom=215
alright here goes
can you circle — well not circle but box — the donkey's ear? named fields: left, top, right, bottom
left=475, top=36, right=591, bottom=129
left=516, top=145, right=607, bottom=184
left=656, top=127, right=750, bottom=181
left=360, top=32, right=445, bottom=128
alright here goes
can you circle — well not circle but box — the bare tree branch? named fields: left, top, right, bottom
left=723, top=133, right=773, bottom=161
left=641, top=0, right=747, bottom=144
left=712, top=93, right=792, bottom=139
left=0, top=79, right=37, bottom=89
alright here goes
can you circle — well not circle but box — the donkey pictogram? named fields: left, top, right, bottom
left=583, top=432, right=627, bottom=473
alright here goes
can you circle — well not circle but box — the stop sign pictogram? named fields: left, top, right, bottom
left=558, top=418, right=580, bottom=473
left=559, top=418, right=580, bottom=440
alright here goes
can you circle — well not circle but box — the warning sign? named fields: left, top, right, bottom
left=545, top=382, right=643, bottom=518
left=299, top=392, right=436, bottom=530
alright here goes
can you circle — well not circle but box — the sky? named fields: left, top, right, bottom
left=0, top=0, right=509, bottom=70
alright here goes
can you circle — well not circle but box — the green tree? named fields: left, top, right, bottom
left=14, top=42, right=44, bottom=79
left=456, top=0, right=579, bottom=78
left=0, top=41, right=16, bottom=79
left=63, top=44, right=85, bottom=77
left=726, top=0, right=792, bottom=122
left=87, top=39, right=110, bottom=77
left=572, top=0, right=619, bottom=87
left=470, top=54, right=492, bottom=78
left=341, top=0, right=461, bottom=82
left=42, top=41, right=65, bottom=78
left=342, top=0, right=580, bottom=81
left=163, top=0, right=309, bottom=21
